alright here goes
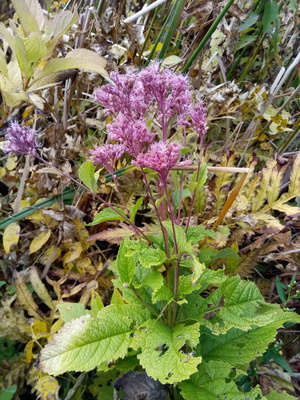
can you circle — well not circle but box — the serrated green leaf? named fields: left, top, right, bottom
left=116, top=236, right=136, bottom=285
left=57, top=302, right=88, bottom=323
left=86, top=207, right=127, bottom=226
left=180, top=361, right=263, bottom=400
left=265, top=389, right=297, bottom=400
left=78, top=161, right=99, bottom=192
left=162, top=221, right=188, bottom=254
left=186, top=226, right=216, bottom=245
left=180, top=256, right=206, bottom=285
left=141, top=271, right=164, bottom=298
left=134, top=320, right=201, bottom=384
left=138, top=248, right=166, bottom=268
left=40, top=314, right=133, bottom=375
left=99, top=304, right=151, bottom=325
left=130, top=197, right=144, bottom=223
left=200, top=310, right=300, bottom=366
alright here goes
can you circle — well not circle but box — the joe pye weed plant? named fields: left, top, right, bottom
left=4, top=63, right=300, bottom=400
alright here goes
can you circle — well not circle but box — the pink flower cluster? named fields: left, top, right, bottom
left=133, top=141, right=190, bottom=181
left=91, top=63, right=208, bottom=180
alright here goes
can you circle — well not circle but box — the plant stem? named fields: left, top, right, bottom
left=141, top=169, right=170, bottom=257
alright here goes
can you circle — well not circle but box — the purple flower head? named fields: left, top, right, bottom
left=190, top=101, right=208, bottom=140
left=90, top=144, right=125, bottom=174
left=133, top=141, right=183, bottom=181
left=107, top=114, right=155, bottom=157
left=139, top=62, right=192, bottom=126
left=4, top=122, right=39, bottom=156
left=94, top=72, right=147, bottom=118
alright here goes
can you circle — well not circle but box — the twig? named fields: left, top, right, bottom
left=123, top=0, right=168, bottom=24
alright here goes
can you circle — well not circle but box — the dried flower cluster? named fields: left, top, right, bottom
left=92, top=62, right=208, bottom=181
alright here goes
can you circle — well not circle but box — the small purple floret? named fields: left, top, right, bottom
left=133, top=141, right=182, bottom=181
left=90, top=144, right=125, bottom=174
left=190, top=101, right=208, bottom=139
left=4, top=122, right=39, bottom=156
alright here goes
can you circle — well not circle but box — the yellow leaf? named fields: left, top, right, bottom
left=32, top=320, right=48, bottom=336
left=5, top=155, right=17, bottom=171
left=0, top=167, right=6, bottom=178
left=30, top=267, right=54, bottom=309
left=35, top=375, right=60, bottom=400
left=15, top=273, right=45, bottom=320
left=40, top=245, right=61, bottom=265
left=75, top=256, right=96, bottom=274
left=63, top=242, right=82, bottom=263
left=3, top=222, right=20, bottom=253
left=50, top=318, right=64, bottom=334
left=272, top=204, right=300, bottom=216
left=29, top=230, right=51, bottom=254
left=24, top=340, right=35, bottom=363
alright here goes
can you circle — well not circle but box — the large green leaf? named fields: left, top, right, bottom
left=180, top=361, right=264, bottom=400
left=40, top=304, right=150, bottom=376
left=133, top=320, right=201, bottom=384
left=40, top=314, right=132, bottom=375
left=200, top=310, right=300, bottom=367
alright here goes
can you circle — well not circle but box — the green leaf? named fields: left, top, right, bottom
left=235, top=34, right=258, bottom=51
left=116, top=236, right=136, bottom=285
left=179, top=361, right=263, bottom=400
left=47, top=10, right=78, bottom=46
left=78, top=161, right=99, bottom=192
left=275, top=276, right=287, bottom=304
left=173, top=189, right=191, bottom=209
left=200, top=310, right=300, bottom=367
left=265, top=389, right=297, bottom=400
left=238, top=12, right=259, bottom=32
left=99, top=304, right=151, bottom=325
left=40, top=314, right=133, bottom=375
left=31, top=49, right=108, bottom=86
left=187, top=164, right=208, bottom=192
left=130, top=197, right=144, bottom=223
left=138, top=248, right=166, bottom=268
left=0, top=385, right=17, bottom=400
left=180, top=255, right=206, bottom=285
left=186, top=226, right=216, bottom=244
left=90, top=291, right=104, bottom=317
left=199, top=277, right=272, bottom=332
left=86, top=207, right=127, bottom=226
left=134, top=320, right=201, bottom=384
left=162, top=221, right=188, bottom=254
left=11, top=0, right=40, bottom=35
left=262, top=1, right=279, bottom=34
left=141, top=271, right=164, bottom=299
left=57, top=302, right=88, bottom=323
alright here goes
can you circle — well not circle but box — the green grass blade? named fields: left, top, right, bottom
left=182, top=0, right=235, bottom=74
